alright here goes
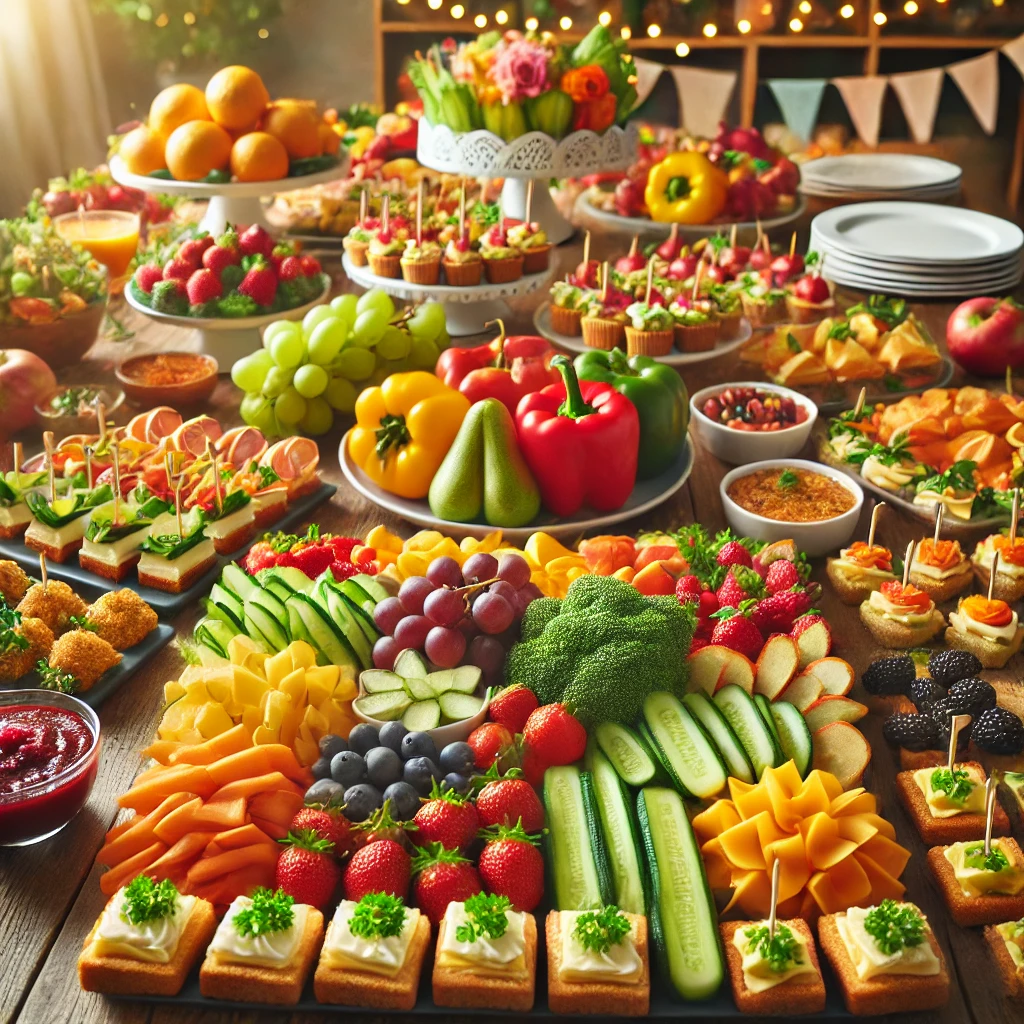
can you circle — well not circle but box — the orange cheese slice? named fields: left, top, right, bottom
left=806, top=855, right=872, bottom=915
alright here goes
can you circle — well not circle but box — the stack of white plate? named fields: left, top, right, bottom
left=800, top=154, right=962, bottom=202
left=810, top=201, right=1023, bottom=297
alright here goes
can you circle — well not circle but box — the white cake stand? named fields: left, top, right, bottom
left=109, top=155, right=348, bottom=237
left=342, top=253, right=551, bottom=337
left=124, top=277, right=330, bottom=365
left=416, top=119, right=638, bottom=246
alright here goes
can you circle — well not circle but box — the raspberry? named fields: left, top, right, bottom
left=716, top=540, right=752, bottom=569
left=764, top=559, right=800, bottom=594
left=243, top=541, right=278, bottom=575
left=882, top=712, right=939, bottom=752
left=329, top=560, right=360, bottom=581
left=675, top=575, right=702, bottom=605
left=283, top=544, right=336, bottom=579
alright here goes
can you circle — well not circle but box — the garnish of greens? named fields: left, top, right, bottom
left=47, top=387, right=100, bottom=418
left=964, top=843, right=1010, bottom=872
left=743, top=923, right=802, bottom=972
left=572, top=905, right=632, bottom=955
left=915, top=460, right=978, bottom=497
left=863, top=900, right=925, bottom=955
left=827, top=320, right=854, bottom=341
left=26, top=485, right=114, bottom=529
left=36, top=660, right=79, bottom=693
left=68, top=615, right=97, bottom=633
left=0, top=605, right=30, bottom=655
left=233, top=887, right=295, bottom=938
left=455, top=892, right=511, bottom=944
left=785, top=332, right=802, bottom=354
left=139, top=510, right=208, bottom=560
left=203, top=488, right=250, bottom=519
left=348, top=893, right=407, bottom=941
left=121, top=875, right=179, bottom=925
left=845, top=294, right=908, bottom=329
left=930, top=767, right=975, bottom=805
left=777, top=469, right=799, bottom=491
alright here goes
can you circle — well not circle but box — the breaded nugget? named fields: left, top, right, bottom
left=0, top=615, right=54, bottom=681
left=0, top=561, right=30, bottom=605
left=17, top=581, right=88, bottom=636
left=86, top=589, right=158, bottom=650
left=48, top=629, right=122, bottom=691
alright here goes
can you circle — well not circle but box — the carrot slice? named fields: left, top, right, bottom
left=146, top=832, right=215, bottom=879
left=250, top=815, right=289, bottom=841
left=206, top=824, right=279, bottom=856
left=102, top=815, right=138, bottom=843
left=186, top=843, right=280, bottom=886
left=142, top=739, right=182, bottom=765
left=99, top=841, right=168, bottom=895
left=212, top=771, right=301, bottom=803
left=190, top=796, right=248, bottom=831
left=248, top=788, right=303, bottom=828
left=119, top=764, right=217, bottom=814
left=168, top=724, right=251, bottom=766
left=96, top=792, right=193, bottom=866
left=152, top=796, right=205, bottom=844
left=206, top=744, right=310, bottom=788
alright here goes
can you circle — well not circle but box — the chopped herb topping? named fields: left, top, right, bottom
left=930, top=766, right=975, bottom=805
left=964, top=843, right=1010, bottom=872
left=785, top=332, right=802, bottom=354
left=863, top=900, right=925, bottom=956
left=0, top=605, right=30, bottom=655
left=36, top=660, right=78, bottom=693
left=777, top=469, right=799, bottom=491
left=68, top=615, right=98, bottom=633
left=233, top=887, right=294, bottom=938
left=456, top=892, right=511, bottom=944
left=348, top=893, right=407, bottom=940
left=743, top=923, right=802, bottom=972
left=846, top=294, right=908, bottom=329
left=828, top=320, right=854, bottom=341
left=573, top=905, right=632, bottom=955
left=121, top=875, right=179, bottom=925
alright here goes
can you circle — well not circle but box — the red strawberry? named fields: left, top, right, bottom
left=343, top=838, right=411, bottom=901
left=411, top=843, right=482, bottom=926
left=300, top=254, right=322, bottom=276
left=791, top=612, right=827, bottom=636
left=413, top=782, right=479, bottom=850
left=715, top=573, right=749, bottom=610
left=750, top=589, right=814, bottom=634
left=698, top=590, right=720, bottom=617
left=488, top=685, right=538, bottom=734
left=519, top=744, right=547, bottom=788
left=202, top=243, right=240, bottom=275
left=522, top=704, right=586, bottom=768
left=275, top=829, right=340, bottom=908
left=197, top=233, right=215, bottom=252
left=467, top=722, right=513, bottom=771
left=278, top=255, right=302, bottom=281
left=477, top=822, right=544, bottom=912
left=215, top=227, right=240, bottom=252
left=186, top=268, right=222, bottom=305
left=163, top=255, right=193, bottom=281
left=238, top=257, right=277, bottom=306
left=476, top=774, right=545, bottom=833
left=716, top=540, right=753, bottom=569
left=764, top=559, right=800, bottom=594
left=239, top=223, right=275, bottom=258
left=675, top=574, right=703, bottom=605
left=690, top=636, right=710, bottom=654
left=291, top=806, right=353, bottom=856
left=710, top=607, right=764, bottom=660
left=282, top=543, right=336, bottom=579
left=244, top=540, right=277, bottom=574
left=177, top=237, right=207, bottom=267
left=352, top=799, right=417, bottom=847
left=133, top=263, right=163, bottom=294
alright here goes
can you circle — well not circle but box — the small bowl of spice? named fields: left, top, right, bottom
left=116, top=352, right=218, bottom=407
left=35, top=384, right=124, bottom=435
left=690, top=382, right=817, bottom=465
left=720, top=458, right=863, bottom=556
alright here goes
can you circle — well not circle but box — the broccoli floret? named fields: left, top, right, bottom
left=150, top=279, right=187, bottom=315
left=519, top=597, right=561, bottom=641
left=217, top=293, right=259, bottom=318
left=220, top=264, right=245, bottom=292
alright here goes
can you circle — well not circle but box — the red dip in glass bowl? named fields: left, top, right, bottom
left=0, top=691, right=101, bottom=846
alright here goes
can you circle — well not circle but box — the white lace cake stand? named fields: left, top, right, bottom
left=342, top=253, right=552, bottom=336
left=110, top=155, right=348, bottom=237
left=416, top=119, right=638, bottom=245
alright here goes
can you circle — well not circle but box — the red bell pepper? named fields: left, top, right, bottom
left=434, top=320, right=560, bottom=416
left=515, top=355, right=639, bottom=517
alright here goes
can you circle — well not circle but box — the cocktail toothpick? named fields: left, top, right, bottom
left=948, top=713, right=972, bottom=770
left=767, top=858, right=781, bottom=939
left=359, top=186, right=367, bottom=226
left=382, top=193, right=390, bottom=236
left=933, top=501, right=943, bottom=545
left=989, top=550, right=1000, bottom=600
left=210, top=444, right=222, bottom=515
left=525, top=179, right=535, bottom=227
left=165, top=453, right=183, bottom=539
left=13, top=442, right=22, bottom=489
left=902, top=540, right=914, bottom=587
left=39, top=552, right=48, bottom=594
left=691, top=259, right=704, bottom=303
left=416, top=178, right=423, bottom=246
left=458, top=184, right=467, bottom=243
left=853, top=386, right=867, bottom=420
left=601, top=260, right=610, bottom=302
left=867, top=501, right=886, bottom=548
left=43, top=431, right=55, bottom=502
left=789, top=231, right=797, bottom=259
left=645, top=257, right=654, bottom=304
left=984, top=772, right=999, bottom=857
left=110, top=442, right=121, bottom=527
left=96, top=402, right=106, bottom=446
left=582, top=230, right=591, bottom=269
left=1011, top=489, right=1020, bottom=547
left=628, top=235, right=638, bottom=259
left=754, top=218, right=763, bottom=251
left=730, top=223, right=738, bottom=249
left=84, top=445, right=93, bottom=490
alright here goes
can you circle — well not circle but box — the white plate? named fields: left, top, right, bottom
left=814, top=246, right=1023, bottom=283
left=339, top=430, right=694, bottom=543
left=811, top=202, right=1024, bottom=265
left=800, top=154, right=962, bottom=190
left=532, top=302, right=753, bottom=367
left=826, top=269, right=1022, bottom=296
left=800, top=186, right=961, bottom=202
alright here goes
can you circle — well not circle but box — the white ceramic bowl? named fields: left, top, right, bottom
left=719, top=458, right=864, bottom=557
left=690, top=382, right=818, bottom=465
left=352, top=689, right=493, bottom=747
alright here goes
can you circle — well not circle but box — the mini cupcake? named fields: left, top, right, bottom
left=479, top=226, right=524, bottom=284
left=342, top=219, right=375, bottom=267
left=367, top=229, right=404, bottom=279
left=707, top=284, right=744, bottom=341
left=738, top=272, right=787, bottom=328
left=549, top=280, right=588, bottom=337
left=400, top=238, right=442, bottom=285
left=507, top=221, right=551, bottom=274
left=786, top=273, right=837, bottom=324
left=625, top=301, right=675, bottom=357
left=581, top=295, right=629, bottom=351
left=670, top=300, right=720, bottom=352
left=442, top=236, right=483, bottom=287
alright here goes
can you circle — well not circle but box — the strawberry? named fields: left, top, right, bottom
left=275, top=829, right=340, bottom=908
left=488, top=684, right=538, bottom=734
left=410, top=842, right=482, bottom=926
left=278, top=255, right=302, bottom=281
left=185, top=268, right=222, bottom=305
left=177, top=237, right=207, bottom=267
left=343, top=838, right=410, bottom=901
left=133, top=264, right=163, bottom=294
left=352, top=799, right=417, bottom=847
left=238, top=256, right=278, bottom=307
left=477, top=822, right=544, bottom=912
left=215, top=227, right=240, bottom=252
left=291, top=806, right=353, bottom=856
left=716, top=540, right=753, bottom=569
left=413, top=781, right=479, bottom=850
left=698, top=590, right=720, bottom=617
left=764, top=559, right=800, bottom=594
left=791, top=612, right=827, bottom=636
left=197, top=233, right=215, bottom=252
left=163, top=255, right=194, bottom=282
left=476, top=773, right=545, bottom=833
left=675, top=574, right=703, bottom=605
left=750, top=589, right=814, bottom=634
left=300, top=254, right=322, bottom=277
left=519, top=744, right=547, bottom=788
left=239, top=223, right=275, bottom=258
left=282, top=543, right=336, bottom=579
left=467, top=722, right=513, bottom=771
left=690, top=636, right=710, bottom=654
left=244, top=540, right=277, bottom=574
left=202, top=243, right=240, bottom=275
left=710, top=607, right=764, bottom=660
left=522, top=704, right=586, bottom=768
left=715, top=573, right=749, bottom=610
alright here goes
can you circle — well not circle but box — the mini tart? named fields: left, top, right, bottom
left=671, top=309, right=720, bottom=353
left=859, top=598, right=944, bottom=649
left=944, top=595, right=1024, bottom=670
left=826, top=553, right=896, bottom=605
left=442, top=244, right=483, bottom=287
left=481, top=250, right=524, bottom=284
left=581, top=311, right=627, bottom=351
left=740, top=290, right=787, bottom=329
left=549, top=281, right=587, bottom=336
left=400, top=243, right=442, bottom=285
left=970, top=542, right=1024, bottom=603
left=625, top=325, right=674, bottom=357
left=928, top=838, right=1024, bottom=928
left=713, top=305, right=745, bottom=341
left=343, top=234, right=370, bottom=267
left=896, top=762, right=1011, bottom=846
left=983, top=922, right=1024, bottom=1000
left=785, top=288, right=837, bottom=325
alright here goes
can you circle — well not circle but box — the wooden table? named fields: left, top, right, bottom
left=3, top=224, right=1023, bottom=1024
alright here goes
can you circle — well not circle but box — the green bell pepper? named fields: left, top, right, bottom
left=482, top=100, right=527, bottom=141
left=573, top=347, right=688, bottom=480
left=525, top=89, right=574, bottom=140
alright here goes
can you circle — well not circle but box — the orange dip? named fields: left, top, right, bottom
left=727, top=467, right=856, bottom=523
left=122, top=353, right=212, bottom=387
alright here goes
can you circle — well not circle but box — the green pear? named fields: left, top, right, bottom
left=481, top=398, right=541, bottom=528
left=428, top=401, right=484, bottom=522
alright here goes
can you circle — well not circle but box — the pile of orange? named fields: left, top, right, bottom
left=118, top=66, right=340, bottom=183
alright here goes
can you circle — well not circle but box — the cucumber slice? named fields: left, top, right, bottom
left=438, top=691, right=483, bottom=723
left=324, top=587, right=373, bottom=669
left=393, top=648, right=429, bottom=679
left=248, top=587, right=287, bottom=624
left=221, top=562, right=258, bottom=602
left=261, top=577, right=294, bottom=604
left=339, top=591, right=381, bottom=646
left=348, top=572, right=390, bottom=603
left=713, top=685, right=779, bottom=781
left=543, top=766, right=604, bottom=912
left=209, top=583, right=244, bottom=625
left=770, top=700, right=814, bottom=777
left=589, top=747, right=646, bottom=915
left=359, top=669, right=405, bottom=693
left=428, top=665, right=482, bottom=697
left=594, top=721, right=659, bottom=788
left=682, top=692, right=755, bottom=785
left=637, top=787, right=724, bottom=1001
left=339, top=577, right=376, bottom=616
left=642, top=691, right=727, bottom=800
left=195, top=617, right=236, bottom=658
left=753, top=693, right=784, bottom=751
left=244, top=601, right=288, bottom=652
left=403, top=699, right=441, bottom=731
left=579, top=768, right=618, bottom=908
left=354, top=690, right=412, bottom=721
left=287, top=593, right=359, bottom=670
left=265, top=565, right=314, bottom=594
left=405, top=675, right=436, bottom=701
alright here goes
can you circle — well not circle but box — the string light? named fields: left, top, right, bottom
left=993, top=0, right=1004, bottom=6
left=873, top=11, right=887, bottom=24
left=451, top=4, right=464, bottom=16
left=703, top=22, right=718, bottom=36
left=599, top=11, right=611, bottom=26
left=903, top=0, right=918, bottom=12
left=559, top=15, right=572, bottom=29
left=737, top=18, right=752, bottom=32
left=495, top=9, right=508, bottom=23
left=397, top=0, right=410, bottom=4
left=647, top=23, right=661, bottom=37
left=258, top=26, right=268, bottom=37
left=427, top=0, right=442, bottom=9
left=839, top=4, right=854, bottom=16
left=525, top=16, right=538, bottom=29
left=789, top=17, right=804, bottom=31
left=474, top=13, right=487, bottom=26
left=761, top=3, right=773, bottom=15
left=155, top=11, right=169, bottom=26
left=621, top=25, right=631, bottom=38
left=675, top=41, right=690, bottom=56
left=183, top=10, right=195, bottom=24
left=798, top=1, right=811, bottom=12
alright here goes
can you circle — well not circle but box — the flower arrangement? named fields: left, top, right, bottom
left=408, top=25, right=636, bottom=142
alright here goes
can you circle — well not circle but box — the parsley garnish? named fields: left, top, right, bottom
left=785, top=331, right=802, bottom=354
left=68, top=615, right=98, bottom=633
left=828, top=320, right=854, bottom=341
left=930, top=767, right=975, bottom=805
left=232, top=887, right=294, bottom=938
left=777, top=469, right=799, bottom=490
left=846, top=294, right=908, bottom=329
left=36, top=659, right=78, bottom=693
left=572, top=905, right=631, bottom=955
left=916, top=460, right=978, bottom=498
left=863, top=900, right=924, bottom=955
left=743, top=923, right=802, bottom=972
left=964, top=843, right=1010, bottom=872
left=348, top=893, right=407, bottom=940
left=0, top=604, right=30, bottom=655
left=456, top=892, right=511, bottom=944
left=122, top=875, right=179, bottom=925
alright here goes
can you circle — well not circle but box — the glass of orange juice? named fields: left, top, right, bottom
left=53, top=210, right=140, bottom=292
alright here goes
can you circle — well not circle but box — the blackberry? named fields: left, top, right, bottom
left=861, top=656, right=915, bottom=696
left=929, top=698, right=973, bottom=751
left=973, top=707, right=1024, bottom=756
left=927, top=649, right=982, bottom=689
left=910, top=676, right=946, bottom=713
left=882, top=712, right=939, bottom=752
left=946, top=677, right=997, bottom=719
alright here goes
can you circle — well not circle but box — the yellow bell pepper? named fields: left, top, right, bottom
left=644, top=152, right=729, bottom=225
left=348, top=373, right=470, bottom=499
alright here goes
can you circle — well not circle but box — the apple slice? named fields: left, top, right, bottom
left=803, top=657, right=854, bottom=697
left=778, top=671, right=823, bottom=712
left=794, top=620, right=832, bottom=668
left=754, top=635, right=799, bottom=700
left=687, top=646, right=732, bottom=696
left=804, top=695, right=869, bottom=733
left=811, top=721, right=871, bottom=789
left=715, top=648, right=756, bottom=695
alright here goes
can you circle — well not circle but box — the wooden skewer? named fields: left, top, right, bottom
left=730, top=223, right=737, bottom=249
left=96, top=402, right=106, bottom=446
left=984, top=773, right=999, bottom=857
left=382, top=193, right=390, bottom=236
left=39, top=552, right=48, bottom=594
left=789, top=231, right=797, bottom=259
left=582, top=230, right=591, bottom=269
left=933, top=502, right=943, bottom=545
left=174, top=474, right=185, bottom=540
left=754, top=218, right=763, bottom=251
left=525, top=179, right=535, bottom=227
left=416, top=178, right=423, bottom=247
left=1011, top=489, right=1020, bottom=546
left=601, top=260, right=610, bottom=302
left=902, top=540, right=914, bottom=588
left=83, top=445, right=93, bottom=490
left=110, top=442, right=121, bottom=527
left=13, top=442, right=22, bottom=489
left=867, top=502, right=886, bottom=548
left=853, top=386, right=867, bottom=420
left=628, top=235, right=638, bottom=258
left=43, top=431, right=55, bottom=503
left=989, top=551, right=1000, bottom=600
left=948, top=713, right=971, bottom=771
left=645, top=258, right=654, bottom=305
left=767, top=858, right=781, bottom=939
left=691, top=259, right=704, bottom=303
left=458, top=183, right=467, bottom=242
left=211, top=446, right=222, bottom=515
left=359, top=186, right=367, bottom=226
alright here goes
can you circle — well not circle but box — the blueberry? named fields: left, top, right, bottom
left=305, top=778, right=344, bottom=807
left=378, top=720, right=408, bottom=754
left=311, top=756, right=333, bottom=780
left=401, top=731, right=438, bottom=763
left=365, top=746, right=402, bottom=790
left=439, top=741, right=475, bottom=776
left=330, top=750, right=366, bottom=787
left=403, top=755, right=442, bottom=796
left=348, top=723, right=380, bottom=756
left=319, top=733, right=348, bottom=760
left=441, top=772, right=472, bottom=796
left=342, top=783, right=383, bottom=822
left=383, top=781, right=421, bottom=821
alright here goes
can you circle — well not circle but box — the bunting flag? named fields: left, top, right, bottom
left=1004, top=33, right=1024, bottom=81
left=632, top=57, right=666, bottom=110
left=889, top=67, right=945, bottom=144
left=948, top=50, right=999, bottom=135
left=669, top=66, right=738, bottom=140
left=832, top=76, right=889, bottom=148
left=767, top=79, right=828, bottom=144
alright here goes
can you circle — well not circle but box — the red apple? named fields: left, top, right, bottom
left=0, top=349, right=57, bottom=435
left=794, top=276, right=831, bottom=304
left=614, top=252, right=646, bottom=274
left=770, top=253, right=804, bottom=282
left=947, top=297, right=1024, bottom=376
left=667, top=254, right=698, bottom=280
left=571, top=259, right=600, bottom=288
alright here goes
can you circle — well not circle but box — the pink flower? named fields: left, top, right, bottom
left=490, top=39, right=549, bottom=103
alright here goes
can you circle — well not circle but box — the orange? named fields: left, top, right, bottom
left=164, top=120, right=233, bottom=181
left=149, top=83, right=210, bottom=141
left=262, top=99, right=323, bottom=159
left=318, top=122, right=341, bottom=156
left=205, top=65, right=270, bottom=132
left=119, top=125, right=167, bottom=175
left=230, top=132, right=289, bottom=182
